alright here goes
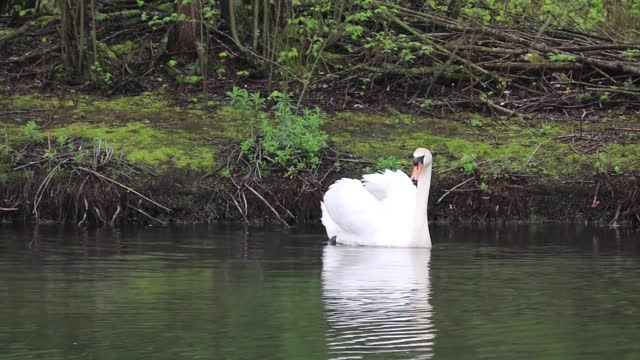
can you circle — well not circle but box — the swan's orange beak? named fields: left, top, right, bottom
left=411, top=163, right=423, bottom=186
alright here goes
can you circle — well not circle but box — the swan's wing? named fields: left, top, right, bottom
left=363, top=170, right=415, bottom=201
left=321, top=178, right=383, bottom=241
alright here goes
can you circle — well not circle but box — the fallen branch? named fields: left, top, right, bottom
left=127, top=202, right=165, bottom=225
left=244, top=183, right=291, bottom=228
left=437, top=177, right=475, bottom=204
left=77, top=166, right=171, bottom=212
left=522, top=143, right=542, bottom=169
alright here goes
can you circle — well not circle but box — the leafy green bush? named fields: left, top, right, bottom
left=375, top=156, right=403, bottom=171
left=593, top=153, right=608, bottom=173
left=259, top=92, right=327, bottom=169
left=461, top=153, right=477, bottom=175
left=16, top=121, right=44, bottom=143
left=229, top=89, right=327, bottom=172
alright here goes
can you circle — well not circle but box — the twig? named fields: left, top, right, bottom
left=437, top=177, right=475, bottom=204
left=609, top=201, right=622, bottom=228
left=0, top=207, right=18, bottom=211
left=244, top=184, right=291, bottom=228
left=110, top=205, right=121, bottom=226
left=0, top=109, right=49, bottom=117
left=76, top=166, right=171, bottom=212
left=127, top=203, right=165, bottom=225
left=591, top=182, right=601, bottom=208
left=522, top=143, right=542, bottom=169
left=229, top=192, right=249, bottom=223
left=77, top=198, right=89, bottom=227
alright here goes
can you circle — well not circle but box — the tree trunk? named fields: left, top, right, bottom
left=446, top=0, right=462, bottom=19
left=59, top=0, right=94, bottom=81
left=176, top=0, right=200, bottom=59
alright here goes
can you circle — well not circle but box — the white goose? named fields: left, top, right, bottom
left=321, top=148, right=432, bottom=247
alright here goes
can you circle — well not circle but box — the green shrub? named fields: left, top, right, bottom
left=375, top=156, right=403, bottom=171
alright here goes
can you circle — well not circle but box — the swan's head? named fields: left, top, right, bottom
left=411, top=148, right=432, bottom=186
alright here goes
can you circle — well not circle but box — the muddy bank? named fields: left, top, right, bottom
left=1, top=157, right=638, bottom=227
left=1, top=91, right=640, bottom=227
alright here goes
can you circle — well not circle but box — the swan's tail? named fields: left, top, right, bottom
left=321, top=201, right=340, bottom=240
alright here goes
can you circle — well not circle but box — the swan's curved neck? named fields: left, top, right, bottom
left=413, top=163, right=432, bottom=247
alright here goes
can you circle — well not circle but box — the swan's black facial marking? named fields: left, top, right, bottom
left=412, top=155, right=425, bottom=166
left=412, top=179, right=418, bottom=187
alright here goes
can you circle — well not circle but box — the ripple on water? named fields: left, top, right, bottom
left=323, top=246, right=434, bottom=359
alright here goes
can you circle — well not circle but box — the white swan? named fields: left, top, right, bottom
left=320, top=148, right=432, bottom=247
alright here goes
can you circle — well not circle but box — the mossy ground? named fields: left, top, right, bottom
left=2, top=92, right=640, bottom=180
left=328, top=110, right=640, bottom=181
left=2, top=91, right=640, bottom=224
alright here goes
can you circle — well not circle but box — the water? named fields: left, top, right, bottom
left=1, top=224, right=639, bottom=360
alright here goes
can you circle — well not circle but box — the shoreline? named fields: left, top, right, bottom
left=1, top=91, right=639, bottom=227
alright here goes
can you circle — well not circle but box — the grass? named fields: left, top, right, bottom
left=3, top=92, right=640, bottom=180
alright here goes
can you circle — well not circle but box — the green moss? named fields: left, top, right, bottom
left=157, top=2, right=175, bottom=12
left=98, top=42, right=117, bottom=59
left=111, top=40, right=138, bottom=56
left=0, top=94, right=66, bottom=110
left=324, top=110, right=611, bottom=180
left=4, top=91, right=640, bottom=181
left=607, top=143, right=640, bottom=172
left=52, top=122, right=216, bottom=172
left=35, top=15, right=60, bottom=27
left=0, top=28, right=15, bottom=38
left=74, top=91, right=174, bottom=118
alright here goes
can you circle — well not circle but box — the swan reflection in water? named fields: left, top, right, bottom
left=322, top=246, right=434, bottom=359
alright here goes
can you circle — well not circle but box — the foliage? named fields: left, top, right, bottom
left=375, top=156, right=403, bottom=171
left=593, top=153, right=608, bottom=173
left=470, top=119, right=483, bottom=127
left=226, top=86, right=264, bottom=111
left=229, top=89, right=327, bottom=172
left=621, top=49, right=640, bottom=62
left=548, top=53, right=577, bottom=62
left=16, top=121, right=44, bottom=143
left=461, top=153, right=477, bottom=175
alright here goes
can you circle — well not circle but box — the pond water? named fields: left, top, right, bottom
left=1, top=224, right=640, bottom=359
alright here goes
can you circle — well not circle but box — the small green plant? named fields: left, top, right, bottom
left=182, top=75, right=202, bottom=84
left=18, top=121, right=44, bottom=143
left=461, top=153, right=477, bottom=175
left=240, top=91, right=328, bottom=172
left=548, top=53, right=576, bottom=62
left=538, top=123, right=553, bottom=136
left=90, top=61, right=113, bottom=87
left=236, top=70, right=250, bottom=77
left=470, top=119, right=483, bottom=127
left=599, top=92, right=610, bottom=103
left=480, top=182, right=489, bottom=192
left=418, top=98, right=434, bottom=109
left=240, top=138, right=254, bottom=153
left=226, top=86, right=264, bottom=111
left=575, top=92, right=593, bottom=102
left=56, top=135, right=68, bottom=147
left=593, top=153, right=608, bottom=173
left=621, top=49, right=640, bottom=62
left=167, top=59, right=178, bottom=67
left=375, top=156, right=403, bottom=171
left=43, top=149, right=58, bottom=160
left=73, top=150, right=90, bottom=165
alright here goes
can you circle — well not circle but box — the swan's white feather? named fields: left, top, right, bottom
left=362, top=170, right=414, bottom=201
left=321, top=171, right=417, bottom=246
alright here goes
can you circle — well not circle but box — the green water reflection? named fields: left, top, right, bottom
left=0, top=225, right=639, bottom=360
